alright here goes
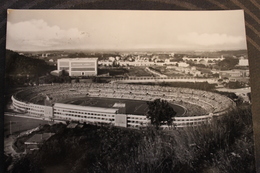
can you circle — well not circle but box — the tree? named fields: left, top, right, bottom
left=146, top=99, right=177, bottom=129
left=218, top=58, right=239, bottom=70
left=226, top=81, right=245, bottom=89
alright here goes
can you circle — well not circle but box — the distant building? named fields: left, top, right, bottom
left=115, top=56, right=121, bottom=61
left=117, top=61, right=155, bottom=66
left=41, top=53, right=49, bottom=57
left=57, top=58, right=98, bottom=77
left=109, top=57, right=115, bottom=61
left=165, top=59, right=170, bottom=63
left=178, top=62, right=189, bottom=67
left=238, top=58, right=249, bottom=66
left=98, top=60, right=113, bottom=66
left=219, top=69, right=249, bottom=79
left=164, top=60, right=178, bottom=65
left=182, top=56, right=224, bottom=63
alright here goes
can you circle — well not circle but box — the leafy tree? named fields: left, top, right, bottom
left=226, top=81, right=245, bottom=89
left=218, top=58, right=239, bottom=70
left=146, top=99, right=176, bottom=129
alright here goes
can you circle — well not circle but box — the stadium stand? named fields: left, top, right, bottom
left=12, top=83, right=235, bottom=128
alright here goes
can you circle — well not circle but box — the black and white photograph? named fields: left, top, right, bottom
left=4, top=9, right=255, bottom=172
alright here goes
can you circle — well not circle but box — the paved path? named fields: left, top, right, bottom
left=215, top=87, right=251, bottom=94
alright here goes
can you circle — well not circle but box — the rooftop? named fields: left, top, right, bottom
left=113, top=103, right=126, bottom=108
left=54, top=103, right=118, bottom=114
left=58, top=58, right=98, bottom=61
left=25, top=133, right=55, bottom=144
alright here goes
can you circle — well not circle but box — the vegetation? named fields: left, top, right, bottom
left=217, top=58, right=239, bottom=70
left=5, top=50, right=55, bottom=77
left=5, top=50, right=56, bottom=86
left=146, top=99, right=177, bottom=129
left=98, top=68, right=129, bottom=76
left=8, top=104, right=255, bottom=173
left=38, top=74, right=71, bottom=84
left=225, top=81, right=246, bottom=89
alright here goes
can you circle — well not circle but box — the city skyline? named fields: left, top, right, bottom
left=6, top=10, right=247, bottom=52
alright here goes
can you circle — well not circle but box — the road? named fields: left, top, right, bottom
left=145, top=67, right=168, bottom=78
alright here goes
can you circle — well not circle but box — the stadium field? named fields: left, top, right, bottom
left=58, top=97, right=185, bottom=116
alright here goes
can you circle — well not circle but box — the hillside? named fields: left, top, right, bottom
left=5, top=50, right=55, bottom=76
left=8, top=105, right=255, bottom=173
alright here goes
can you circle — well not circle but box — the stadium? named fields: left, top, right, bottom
left=11, top=83, right=235, bottom=128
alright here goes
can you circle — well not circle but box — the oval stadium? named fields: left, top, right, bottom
left=11, top=83, right=235, bottom=128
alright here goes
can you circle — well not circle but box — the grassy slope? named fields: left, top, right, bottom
left=9, top=105, right=255, bottom=173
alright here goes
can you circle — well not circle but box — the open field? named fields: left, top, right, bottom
left=4, top=114, right=52, bottom=136
left=149, top=66, right=184, bottom=76
left=127, top=66, right=153, bottom=76
left=59, top=97, right=185, bottom=116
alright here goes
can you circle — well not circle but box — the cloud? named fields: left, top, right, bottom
left=178, top=32, right=244, bottom=46
left=6, top=19, right=86, bottom=50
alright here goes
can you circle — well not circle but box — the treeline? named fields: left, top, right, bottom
left=8, top=106, right=255, bottom=173
left=217, top=58, right=239, bottom=70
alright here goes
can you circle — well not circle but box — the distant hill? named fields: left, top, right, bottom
left=180, top=49, right=247, bottom=58
left=5, top=50, right=56, bottom=76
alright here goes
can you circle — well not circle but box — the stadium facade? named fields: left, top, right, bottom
left=11, top=83, right=236, bottom=128
left=11, top=96, right=148, bottom=128
left=57, top=58, right=98, bottom=77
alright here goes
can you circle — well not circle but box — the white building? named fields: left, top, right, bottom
left=182, top=56, right=224, bottom=63
left=98, top=60, right=113, bottom=66
left=57, top=58, right=98, bottom=77
left=178, top=62, right=189, bottom=67
left=238, top=59, right=249, bottom=66
left=118, top=61, right=155, bottom=66
left=109, top=57, right=115, bottom=61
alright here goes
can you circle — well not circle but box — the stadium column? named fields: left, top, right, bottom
left=114, top=114, right=127, bottom=127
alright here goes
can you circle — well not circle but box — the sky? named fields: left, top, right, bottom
left=6, top=10, right=247, bottom=52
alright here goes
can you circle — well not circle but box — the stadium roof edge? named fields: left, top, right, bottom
left=57, top=58, right=98, bottom=61
left=54, top=103, right=118, bottom=113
